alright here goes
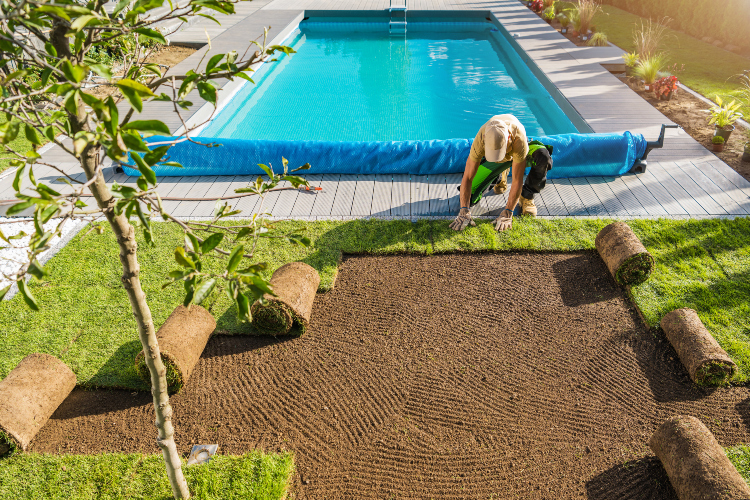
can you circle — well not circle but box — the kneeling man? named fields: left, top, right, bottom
left=449, top=114, right=540, bottom=232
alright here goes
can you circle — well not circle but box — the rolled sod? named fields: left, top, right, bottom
left=650, top=415, right=750, bottom=500
left=135, top=305, right=216, bottom=394
left=595, top=221, right=654, bottom=286
left=0, top=353, right=76, bottom=456
left=251, top=262, right=320, bottom=336
left=661, top=308, right=736, bottom=385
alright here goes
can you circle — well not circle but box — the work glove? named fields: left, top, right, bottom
left=493, top=209, right=513, bottom=232
left=449, top=208, right=476, bottom=232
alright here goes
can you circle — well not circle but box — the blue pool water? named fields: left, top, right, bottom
left=199, top=21, right=579, bottom=142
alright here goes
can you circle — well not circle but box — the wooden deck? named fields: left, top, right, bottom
left=4, top=0, right=750, bottom=220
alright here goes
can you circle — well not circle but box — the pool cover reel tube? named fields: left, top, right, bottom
left=123, top=132, right=647, bottom=179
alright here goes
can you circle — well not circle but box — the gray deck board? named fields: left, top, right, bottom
left=427, top=174, right=451, bottom=216
left=330, top=174, right=357, bottom=216
left=411, top=176, right=431, bottom=216
left=290, top=174, right=323, bottom=216
left=309, top=174, right=340, bottom=216
left=391, top=174, right=411, bottom=217
left=551, top=179, right=588, bottom=216
left=351, top=175, right=375, bottom=216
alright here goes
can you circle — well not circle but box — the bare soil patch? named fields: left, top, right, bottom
left=30, top=253, right=750, bottom=499
left=85, top=45, right=196, bottom=101
left=615, top=76, right=750, bottom=182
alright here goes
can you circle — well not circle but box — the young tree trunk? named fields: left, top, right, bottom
left=79, top=145, right=191, bottom=499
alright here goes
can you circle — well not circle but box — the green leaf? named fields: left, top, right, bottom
left=88, top=63, right=113, bottom=80
left=206, top=53, right=224, bottom=73
left=257, top=163, right=273, bottom=178
left=7, top=201, right=34, bottom=216
left=226, top=244, right=244, bottom=272
left=193, top=278, right=216, bottom=305
left=69, top=14, right=97, bottom=31
left=24, top=125, right=42, bottom=146
left=117, top=78, right=156, bottom=96
left=134, top=27, right=167, bottom=45
left=18, top=281, right=39, bottom=311
left=118, top=86, right=143, bottom=113
left=112, top=0, right=133, bottom=16
left=44, top=42, right=58, bottom=57
left=27, top=259, right=47, bottom=281
left=197, top=81, right=217, bottom=106
left=174, top=247, right=195, bottom=268
left=234, top=72, right=255, bottom=84
left=131, top=153, right=157, bottom=185
left=137, top=177, right=148, bottom=191
left=12, top=165, right=25, bottom=192
left=0, top=285, right=11, bottom=301
left=144, top=146, right=170, bottom=166
left=201, top=233, right=223, bottom=254
left=61, top=60, right=87, bottom=83
left=236, top=291, right=251, bottom=322
left=122, top=120, right=170, bottom=137
left=185, top=232, right=200, bottom=253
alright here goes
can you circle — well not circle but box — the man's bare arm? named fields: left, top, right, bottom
left=505, top=158, right=527, bottom=213
left=459, top=156, right=481, bottom=210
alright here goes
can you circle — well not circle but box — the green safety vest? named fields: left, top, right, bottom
left=469, top=140, right=553, bottom=206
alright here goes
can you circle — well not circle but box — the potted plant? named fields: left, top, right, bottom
left=569, top=11, right=581, bottom=37
left=708, top=96, right=744, bottom=143
left=558, top=14, right=570, bottom=33
left=653, top=75, right=679, bottom=100
left=712, top=135, right=725, bottom=152
left=531, top=0, right=544, bottom=13
left=632, top=53, right=667, bottom=92
left=587, top=32, right=608, bottom=46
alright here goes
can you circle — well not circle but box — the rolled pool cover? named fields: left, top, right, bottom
left=595, top=221, right=654, bottom=286
left=650, top=415, right=750, bottom=500
left=135, top=305, right=216, bottom=394
left=661, top=308, right=736, bottom=385
left=0, top=353, right=76, bottom=456
left=251, top=262, right=320, bottom=336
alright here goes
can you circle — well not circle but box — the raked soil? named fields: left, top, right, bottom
left=31, top=252, right=750, bottom=499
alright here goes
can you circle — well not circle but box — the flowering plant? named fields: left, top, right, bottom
left=531, top=0, right=544, bottom=12
left=653, top=75, right=679, bottom=99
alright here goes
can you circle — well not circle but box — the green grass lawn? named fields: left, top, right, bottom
left=591, top=5, right=750, bottom=115
left=0, top=217, right=748, bottom=389
left=0, top=451, right=294, bottom=499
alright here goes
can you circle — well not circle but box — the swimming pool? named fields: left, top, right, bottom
left=198, top=19, right=580, bottom=142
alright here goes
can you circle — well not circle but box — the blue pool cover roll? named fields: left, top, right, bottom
left=123, top=132, right=647, bottom=179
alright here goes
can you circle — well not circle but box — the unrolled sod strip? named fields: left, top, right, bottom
left=251, top=262, right=320, bottom=336
left=135, top=305, right=216, bottom=394
left=661, top=308, right=736, bottom=385
left=0, top=353, right=76, bottom=456
left=595, top=221, right=654, bottom=286
left=650, top=415, right=750, bottom=500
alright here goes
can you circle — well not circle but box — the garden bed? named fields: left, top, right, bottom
left=29, top=252, right=750, bottom=498
left=616, top=75, right=750, bottom=182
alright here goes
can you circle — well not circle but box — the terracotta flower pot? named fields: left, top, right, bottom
left=660, top=91, right=673, bottom=101
left=570, top=29, right=579, bottom=37
left=712, top=143, right=724, bottom=152
left=644, top=83, right=651, bottom=92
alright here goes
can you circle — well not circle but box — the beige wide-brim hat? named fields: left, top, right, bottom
left=485, top=117, right=510, bottom=162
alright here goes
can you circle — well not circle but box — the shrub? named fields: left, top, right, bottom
left=632, top=53, right=668, bottom=85
left=543, top=7, right=556, bottom=20
left=632, top=17, right=672, bottom=60
left=653, top=75, right=679, bottom=98
left=587, top=32, right=609, bottom=46
left=543, top=0, right=556, bottom=9
left=557, top=13, right=570, bottom=27
left=575, top=0, right=602, bottom=34
left=708, top=96, right=744, bottom=129
left=621, top=52, right=639, bottom=67
left=712, top=135, right=725, bottom=144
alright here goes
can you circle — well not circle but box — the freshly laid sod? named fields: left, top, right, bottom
left=0, top=217, right=748, bottom=389
left=591, top=5, right=750, bottom=114
left=0, top=451, right=294, bottom=499
left=728, top=445, right=750, bottom=484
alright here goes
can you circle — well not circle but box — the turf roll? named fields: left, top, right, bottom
left=0, top=353, right=76, bottom=456
left=650, top=415, right=750, bottom=499
left=251, top=262, right=320, bottom=336
left=661, top=308, right=736, bottom=385
left=594, top=221, right=654, bottom=286
left=135, top=305, right=216, bottom=394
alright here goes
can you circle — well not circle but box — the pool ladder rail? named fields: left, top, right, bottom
left=389, top=0, right=407, bottom=35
